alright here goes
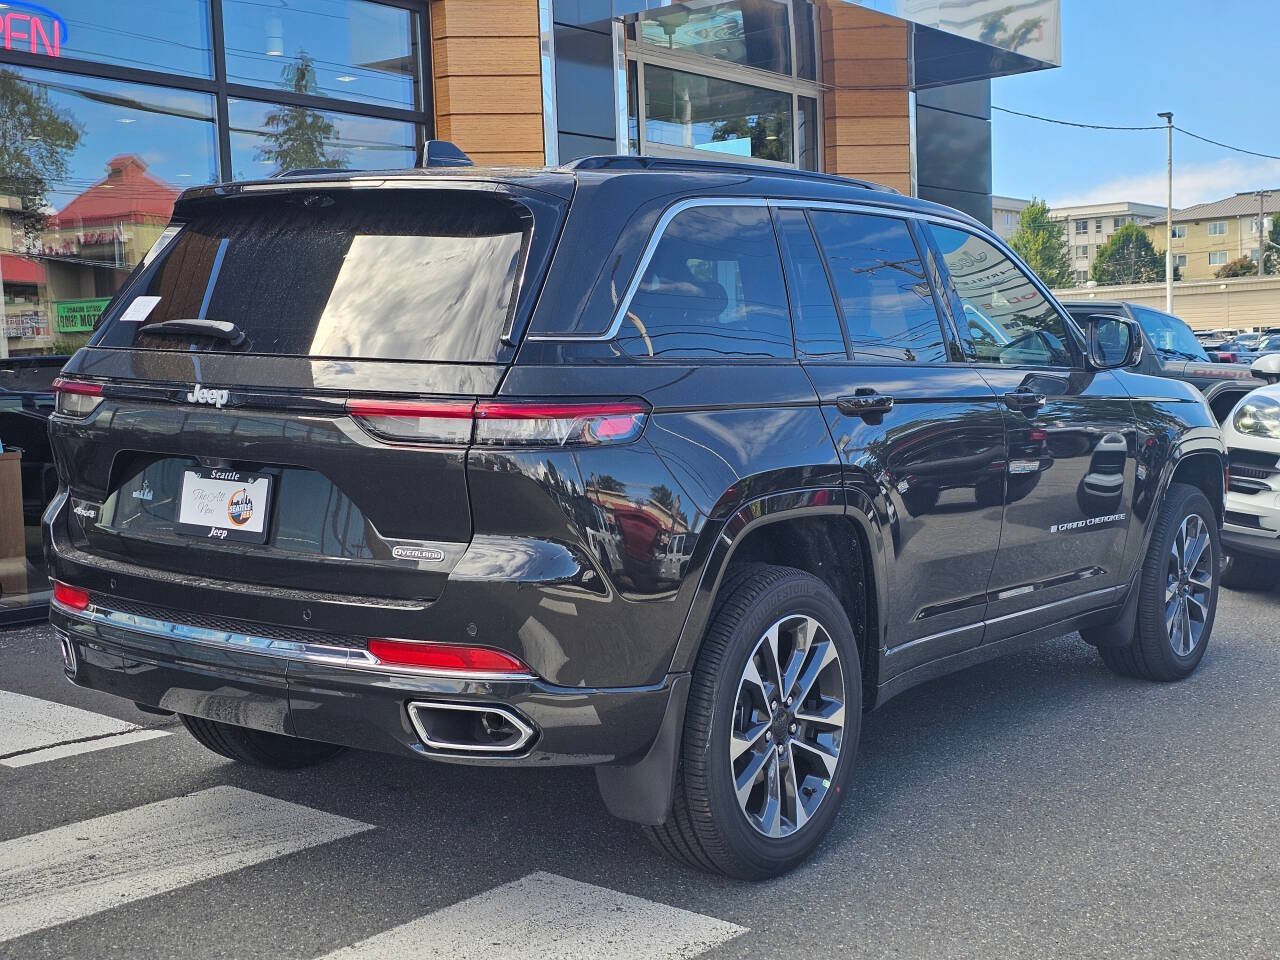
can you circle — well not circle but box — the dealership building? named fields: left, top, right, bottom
left=0, top=0, right=1058, bottom=616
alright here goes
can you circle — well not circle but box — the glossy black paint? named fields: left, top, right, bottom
left=44, top=163, right=1225, bottom=826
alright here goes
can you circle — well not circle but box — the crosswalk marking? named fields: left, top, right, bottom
left=319, top=871, right=746, bottom=960
left=0, top=690, right=137, bottom=757
left=1, top=728, right=171, bottom=768
left=0, top=785, right=373, bottom=943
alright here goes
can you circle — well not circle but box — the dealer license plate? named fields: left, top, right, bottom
left=175, top=469, right=272, bottom=543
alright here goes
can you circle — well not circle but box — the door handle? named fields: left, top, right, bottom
left=1002, top=389, right=1046, bottom=413
left=836, top=392, right=895, bottom=417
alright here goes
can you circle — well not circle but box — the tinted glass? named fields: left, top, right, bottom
left=617, top=205, right=792, bottom=360
left=794, top=1, right=818, bottom=80
left=809, top=212, right=946, bottom=363
left=797, top=97, right=818, bottom=172
left=228, top=98, right=417, bottom=178
left=774, top=210, right=844, bottom=358
left=642, top=65, right=793, bottom=165
left=222, top=0, right=418, bottom=109
left=94, top=191, right=528, bottom=363
left=931, top=225, right=1074, bottom=367
left=637, top=0, right=791, bottom=75
left=0, top=0, right=212, bottom=77
left=1131, top=306, right=1209, bottom=361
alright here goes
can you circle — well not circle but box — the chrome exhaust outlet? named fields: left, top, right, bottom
left=56, top=630, right=78, bottom=675
left=407, top=702, right=536, bottom=754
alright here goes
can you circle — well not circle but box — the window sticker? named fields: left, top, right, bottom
left=117, top=296, right=162, bottom=324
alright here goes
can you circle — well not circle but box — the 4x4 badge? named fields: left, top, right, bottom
left=186, top=383, right=229, bottom=408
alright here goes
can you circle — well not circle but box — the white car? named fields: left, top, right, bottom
left=1221, top=365, right=1280, bottom=589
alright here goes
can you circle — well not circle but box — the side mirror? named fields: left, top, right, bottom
left=1251, top=354, right=1280, bottom=384
left=1082, top=314, right=1142, bottom=370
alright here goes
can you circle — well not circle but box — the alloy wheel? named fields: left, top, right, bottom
left=1166, top=513, right=1213, bottom=656
left=730, top=614, right=846, bottom=838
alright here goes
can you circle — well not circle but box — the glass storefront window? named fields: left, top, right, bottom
left=640, top=65, right=793, bottom=165
left=222, top=0, right=419, bottom=110
left=0, top=65, right=217, bottom=613
left=637, top=0, right=792, bottom=76
left=227, top=98, right=416, bottom=179
left=0, top=0, right=213, bottom=78
left=797, top=96, right=818, bottom=171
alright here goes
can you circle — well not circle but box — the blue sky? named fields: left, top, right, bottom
left=991, top=0, right=1280, bottom=208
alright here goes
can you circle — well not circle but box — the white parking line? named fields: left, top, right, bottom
left=0, top=785, right=373, bottom=943
left=1, top=728, right=172, bottom=768
left=0, top=690, right=136, bottom=756
left=319, top=871, right=746, bottom=960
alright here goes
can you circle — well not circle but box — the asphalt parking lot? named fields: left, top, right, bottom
left=2, top=584, right=1277, bottom=960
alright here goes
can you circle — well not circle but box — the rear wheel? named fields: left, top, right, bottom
left=179, top=714, right=345, bottom=769
left=1096, top=483, right=1218, bottom=682
left=1219, top=551, right=1277, bottom=591
left=646, top=565, right=861, bottom=879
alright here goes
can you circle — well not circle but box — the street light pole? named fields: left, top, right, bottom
left=1158, top=111, right=1174, bottom=312
left=1259, top=190, right=1267, bottom=278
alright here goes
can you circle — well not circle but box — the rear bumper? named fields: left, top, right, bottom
left=50, top=598, right=683, bottom=768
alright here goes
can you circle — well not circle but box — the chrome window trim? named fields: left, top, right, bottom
left=526, top=195, right=986, bottom=344
left=51, top=597, right=538, bottom=681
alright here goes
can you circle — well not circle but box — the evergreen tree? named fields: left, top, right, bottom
left=1008, top=198, right=1073, bottom=288
left=1090, top=222, right=1179, bottom=285
left=255, top=53, right=347, bottom=174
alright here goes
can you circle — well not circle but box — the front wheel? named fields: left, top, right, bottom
left=1096, top=482, right=1218, bottom=682
left=646, top=565, right=861, bottom=879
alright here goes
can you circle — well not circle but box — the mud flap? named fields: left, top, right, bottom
left=594, top=673, right=690, bottom=825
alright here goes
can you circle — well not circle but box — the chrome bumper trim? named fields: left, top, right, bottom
left=51, top=599, right=537, bottom=681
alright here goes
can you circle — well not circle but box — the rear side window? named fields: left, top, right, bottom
left=930, top=225, right=1074, bottom=367
left=808, top=211, right=947, bottom=363
left=774, top=209, right=845, bottom=359
left=615, top=205, right=793, bottom=359
left=93, top=191, right=531, bottom=363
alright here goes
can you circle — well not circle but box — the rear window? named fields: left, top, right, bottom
left=92, top=191, right=531, bottom=363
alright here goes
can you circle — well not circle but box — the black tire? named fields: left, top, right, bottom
left=1219, top=551, right=1277, bottom=591
left=1096, top=482, right=1218, bottom=682
left=179, top=714, right=345, bottom=769
left=646, top=565, right=862, bottom=879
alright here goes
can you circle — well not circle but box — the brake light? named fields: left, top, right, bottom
left=367, top=638, right=530, bottom=675
left=52, top=581, right=91, bottom=611
left=475, top=400, right=649, bottom=447
left=52, top=378, right=104, bottom=418
left=345, top=397, right=649, bottom=447
left=1218, top=352, right=1237, bottom=363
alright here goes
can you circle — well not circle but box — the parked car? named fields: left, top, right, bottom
left=1213, top=332, right=1265, bottom=361
left=1195, top=327, right=1242, bottom=350
left=1061, top=300, right=1263, bottom=423
left=46, top=154, right=1225, bottom=879
left=1218, top=355, right=1280, bottom=589
left=1215, top=332, right=1280, bottom=366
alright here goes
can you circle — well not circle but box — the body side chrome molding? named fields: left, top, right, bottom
left=51, top=598, right=538, bottom=682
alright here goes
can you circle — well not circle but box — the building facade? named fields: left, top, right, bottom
left=1144, top=192, right=1280, bottom=282
left=991, top=194, right=1030, bottom=239
left=1049, top=201, right=1165, bottom=284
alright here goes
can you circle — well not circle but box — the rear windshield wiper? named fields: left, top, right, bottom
left=141, top=318, right=246, bottom=347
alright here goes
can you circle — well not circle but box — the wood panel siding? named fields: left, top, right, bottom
left=816, top=1, right=912, bottom=194
left=430, top=0, right=544, bottom=166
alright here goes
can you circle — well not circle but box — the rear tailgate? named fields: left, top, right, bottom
left=50, top=180, right=567, bottom=611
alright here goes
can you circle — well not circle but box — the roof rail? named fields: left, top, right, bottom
left=561, top=155, right=894, bottom=193
left=271, top=167, right=353, bottom=178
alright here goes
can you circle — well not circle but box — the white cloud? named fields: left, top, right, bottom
left=1046, top=156, right=1280, bottom=209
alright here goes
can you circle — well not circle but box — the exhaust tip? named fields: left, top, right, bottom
left=57, top=630, right=78, bottom=676
left=407, top=702, right=535, bottom=754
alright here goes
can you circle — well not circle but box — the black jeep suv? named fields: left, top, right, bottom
left=45, top=157, right=1225, bottom=879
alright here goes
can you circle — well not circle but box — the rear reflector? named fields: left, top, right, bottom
left=367, top=638, right=531, bottom=675
left=346, top=397, right=648, bottom=447
left=52, top=581, right=91, bottom=611
left=52, top=378, right=104, bottom=418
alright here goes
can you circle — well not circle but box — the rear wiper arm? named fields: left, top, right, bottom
left=143, top=318, right=246, bottom=347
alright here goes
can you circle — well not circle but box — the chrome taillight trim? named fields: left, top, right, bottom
left=50, top=598, right=537, bottom=681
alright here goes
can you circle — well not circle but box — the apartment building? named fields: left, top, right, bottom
left=1145, top=192, right=1280, bottom=281
left=1052, top=201, right=1165, bottom=283
left=992, top=195, right=1031, bottom=240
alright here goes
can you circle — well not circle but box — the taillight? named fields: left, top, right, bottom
left=474, top=400, right=648, bottom=447
left=1219, top=352, right=1237, bottom=363
left=52, top=378, right=104, bottom=418
left=367, top=638, right=530, bottom=675
left=345, top=398, right=474, bottom=444
left=52, top=581, right=91, bottom=611
left=345, top=397, right=649, bottom=447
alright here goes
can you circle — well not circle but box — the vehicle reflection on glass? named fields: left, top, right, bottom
left=1078, top=431, right=1129, bottom=514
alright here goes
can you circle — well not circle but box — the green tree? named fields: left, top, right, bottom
left=1215, top=255, right=1258, bottom=279
left=1008, top=198, right=1073, bottom=288
left=255, top=52, right=347, bottom=174
left=0, top=68, right=81, bottom=243
left=1090, top=223, right=1179, bottom=285
left=1265, top=214, right=1280, bottom=274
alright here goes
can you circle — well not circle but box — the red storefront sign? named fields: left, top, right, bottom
left=1, top=3, right=65, bottom=58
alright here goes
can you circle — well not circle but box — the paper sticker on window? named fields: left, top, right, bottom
left=117, top=296, right=161, bottom=324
